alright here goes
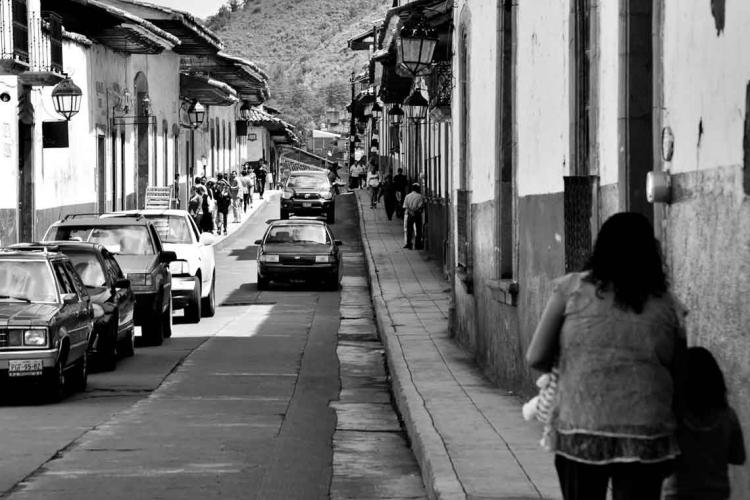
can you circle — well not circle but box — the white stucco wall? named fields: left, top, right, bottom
left=246, top=126, right=270, bottom=162
left=662, top=1, right=750, bottom=174
left=516, top=0, right=571, bottom=198
left=0, top=76, right=19, bottom=212
left=597, top=0, right=619, bottom=186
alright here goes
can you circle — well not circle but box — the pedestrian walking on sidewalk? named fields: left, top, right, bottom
left=662, top=346, right=745, bottom=500
left=402, top=183, right=425, bottom=249
left=379, top=174, right=397, bottom=220
left=526, top=212, right=687, bottom=500
left=229, top=171, right=242, bottom=223
left=366, top=166, right=381, bottom=209
left=255, top=160, right=268, bottom=199
left=348, top=162, right=360, bottom=189
left=241, top=167, right=254, bottom=211
left=393, top=167, right=408, bottom=218
left=215, top=174, right=231, bottom=235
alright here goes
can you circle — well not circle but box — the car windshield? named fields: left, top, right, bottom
left=0, top=260, right=57, bottom=303
left=266, top=225, right=329, bottom=245
left=48, top=226, right=155, bottom=255
left=287, top=175, right=329, bottom=190
left=143, top=215, right=192, bottom=244
left=66, top=252, right=107, bottom=288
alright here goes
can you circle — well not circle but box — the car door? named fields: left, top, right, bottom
left=51, top=261, right=88, bottom=366
left=188, top=215, right=214, bottom=292
left=103, top=249, right=134, bottom=339
left=148, top=223, right=171, bottom=312
left=63, top=261, right=93, bottom=359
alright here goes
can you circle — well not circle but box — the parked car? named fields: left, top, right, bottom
left=113, top=209, right=216, bottom=322
left=255, top=219, right=343, bottom=290
left=43, top=214, right=176, bottom=346
left=0, top=246, right=92, bottom=401
left=12, top=242, right=135, bottom=370
left=280, top=171, right=336, bottom=223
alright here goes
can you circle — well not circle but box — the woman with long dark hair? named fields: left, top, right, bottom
left=526, top=212, right=687, bottom=500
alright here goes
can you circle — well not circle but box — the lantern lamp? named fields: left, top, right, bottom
left=403, top=88, right=428, bottom=122
left=51, top=77, right=82, bottom=121
left=398, top=12, right=438, bottom=77
left=240, top=101, right=251, bottom=121
left=371, top=100, right=382, bottom=119
left=388, top=104, right=404, bottom=125
left=188, top=101, right=206, bottom=129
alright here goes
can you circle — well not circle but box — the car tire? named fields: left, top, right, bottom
left=162, top=297, right=173, bottom=339
left=119, top=326, right=135, bottom=357
left=99, top=319, right=118, bottom=372
left=326, top=205, right=335, bottom=224
left=201, top=272, right=216, bottom=318
left=184, top=278, right=202, bottom=323
left=71, top=351, right=88, bottom=393
left=142, top=304, right=164, bottom=347
left=280, top=208, right=289, bottom=220
left=45, top=360, right=66, bottom=403
left=257, top=274, right=269, bottom=291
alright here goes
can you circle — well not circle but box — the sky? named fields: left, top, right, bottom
left=146, top=0, right=225, bottom=20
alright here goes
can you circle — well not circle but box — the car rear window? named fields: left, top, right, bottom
left=143, top=215, right=193, bottom=244
left=0, top=260, right=57, bottom=303
left=65, top=251, right=107, bottom=288
left=48, top=226, right=155, bottom=255
left=266, top=225, right=329, bottom=245
left=287, top=175, right=329, bottom=190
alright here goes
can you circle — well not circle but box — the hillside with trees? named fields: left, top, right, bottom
left=206, top=0, right=391, bottom=142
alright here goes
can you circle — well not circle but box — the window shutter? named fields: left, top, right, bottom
left=11, top=0, right=29, bottom=63
left=44, top=12, right=63, bottom=73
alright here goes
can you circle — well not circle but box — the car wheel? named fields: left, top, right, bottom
left=99, top=319, right=118, bottom=372
left=45, top=360, right=66, bottom=403
left=119, top=326, right=135, bottom=357
left=71, top=351, right=88, bottom=393
left=162, top=297, right=173, bottom=339
left=280, top=208, right=289, bottom=220
left=184, top=278, right=202, bottom=323
left=142, top=304, right=164, bottom=346
left=201, top=272, right=216, bottom=318
left=257, top=274, right=269, bottom=291
left=326, top=205, right=335, bottom=224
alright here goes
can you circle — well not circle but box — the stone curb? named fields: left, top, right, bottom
left=354, top=193, right=466, bottom=500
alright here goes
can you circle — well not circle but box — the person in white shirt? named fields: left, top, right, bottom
left=402, top=183, right=425, bottom=250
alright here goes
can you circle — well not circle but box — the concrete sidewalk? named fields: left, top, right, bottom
left=354, top=190, right=561, bottom=500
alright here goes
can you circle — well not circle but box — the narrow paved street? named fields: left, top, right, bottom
left=0, top=194, right=424, bottom=500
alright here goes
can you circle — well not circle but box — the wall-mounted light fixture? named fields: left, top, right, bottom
left=51, top=77, right=82, bottom=121
left=188, top=100, right=205, bottom=129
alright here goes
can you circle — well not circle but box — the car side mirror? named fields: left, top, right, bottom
left=114, top=278, right=131, bottom=289
left=199, top=233, right=216, bottom=246
left=62, top=293, right=78, bottom=305
left=160, top=251, right=177, bottom=263
left=334, top=240, right=343, bottom=246
left=254, top=239, right=262, bottom=245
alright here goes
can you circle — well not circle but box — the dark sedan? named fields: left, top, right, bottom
left=280, top=171, right=336, bottom=223
left=255, top=220, right=343, bottom=290
left=13, top=242, right=136, bottom=370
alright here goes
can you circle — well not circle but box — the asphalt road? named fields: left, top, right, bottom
left=0, top=193, right=424, bottom=500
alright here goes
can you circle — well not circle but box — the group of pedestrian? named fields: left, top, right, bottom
left=525, top=212, right=745, bottom=500
left=187, top=159, right=272, bottom=237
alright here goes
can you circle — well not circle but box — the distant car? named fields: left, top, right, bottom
left=280, top=171, right=336, bottom=223
left=0, top=247, right=92, bottom=401
left=255, top=219, right=343, bottom=290
left=114, top=209, right=217, bottom=322
left=43, top=214, right=176, bottom=346
left=12, top=242, right=136, bottom=371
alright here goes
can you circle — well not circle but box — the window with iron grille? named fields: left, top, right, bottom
left=43, top=11, right=63, bottom=73
left=12, top=0, right=29, bottom=63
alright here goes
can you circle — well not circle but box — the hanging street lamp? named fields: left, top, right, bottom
left=388, top=104, right=404, bottom=125
left=51, top=77, right=82, bottom=121
left=403, top=88, right=428, bottom=122
left=398, top=12, right=438, bottom=77
left=371, top=100, right=382, bottom=119
left=188, top=100, right=206, bottom=129
left=240, top=101, right=251, bottom=121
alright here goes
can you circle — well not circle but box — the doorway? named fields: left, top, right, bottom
left=18, top=121, right=33, bottom=242
left=97, top=134, right=106, bottom=213
left=134, top=72, right=149, bottom=209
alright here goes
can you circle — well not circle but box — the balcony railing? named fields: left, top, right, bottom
left=1, top=0, right=30, bottom=67
left=33, top=11, right=63, bottom=74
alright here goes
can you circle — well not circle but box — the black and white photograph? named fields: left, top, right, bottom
left=0, top=0, right=747, bottom=499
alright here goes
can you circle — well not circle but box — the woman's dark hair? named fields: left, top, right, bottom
left=584, top=212, right=667, bottom=313
left=686, top=346, right=728, bottom=414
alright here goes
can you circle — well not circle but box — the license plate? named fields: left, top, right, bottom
left=302, top=202, right=312, bottom=208
left=8, top=359, right=43, bottom=377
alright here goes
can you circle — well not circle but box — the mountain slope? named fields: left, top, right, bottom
left=207, top=0, right=391, bottom=140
